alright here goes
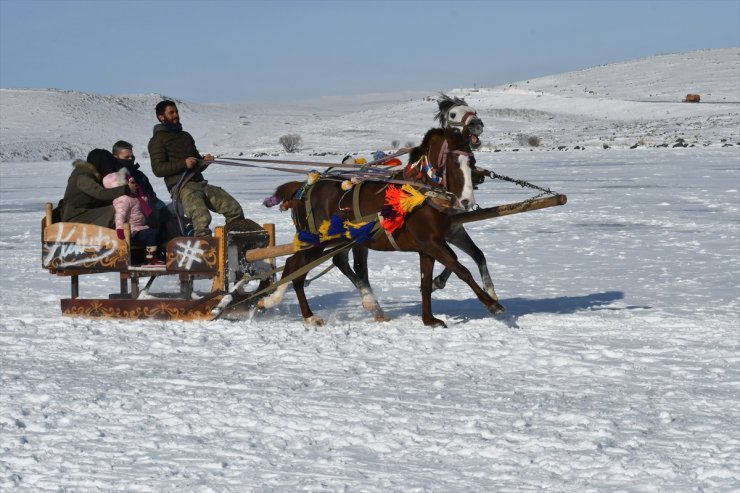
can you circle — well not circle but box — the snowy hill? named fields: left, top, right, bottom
left=1, top=48, right=738, bottom=162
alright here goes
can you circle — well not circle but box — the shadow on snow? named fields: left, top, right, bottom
left=305, top=289, right=641, bottom=328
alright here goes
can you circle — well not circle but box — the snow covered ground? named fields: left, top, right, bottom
left=1, top=48, right=739, bottom=491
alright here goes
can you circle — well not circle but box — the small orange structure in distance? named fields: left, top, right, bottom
left=683, top=93, right=701, bottom=102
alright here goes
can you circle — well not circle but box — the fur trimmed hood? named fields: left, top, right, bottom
left=71, top=160, right=102, bottom=181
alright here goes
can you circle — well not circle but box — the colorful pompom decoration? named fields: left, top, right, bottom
left=380, top=184, right=426, bottom=233
left=294, top=214, right=378, bottom=249
left=346, top=221, right=376, bottom=245
left=294, top=230, right=320, bottom=249
left=327, top=214, right=347, bottom=237
left=307, top=170, right=321, bottom=185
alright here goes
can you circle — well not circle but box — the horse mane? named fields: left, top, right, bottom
left=409, top=128, right=446, bottom=164
left=273, top=181, right=303, bottom=208
left=434, top=93, right=468, bottom=127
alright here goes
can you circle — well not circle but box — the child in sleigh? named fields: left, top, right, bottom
left=103, top=168, right=163, bottom=265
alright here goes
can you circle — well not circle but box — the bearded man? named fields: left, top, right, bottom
left=148, top=100, right=244, bottom=237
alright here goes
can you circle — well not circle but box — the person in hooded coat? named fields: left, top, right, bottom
left=61, top=149, right=135, bottom=227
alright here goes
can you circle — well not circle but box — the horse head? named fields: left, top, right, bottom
left=406, top=128, right=477, bottom=210
left=435, top=93, right=484, bottom=150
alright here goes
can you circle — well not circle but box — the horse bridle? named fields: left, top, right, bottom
left=435, top=138, right=477, bottom=188
left=445, top=106, right=484, bottom=136
left=403, top=134, right=474, bottom=189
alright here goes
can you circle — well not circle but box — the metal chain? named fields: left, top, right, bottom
left=483, top=169, right=558, bottom=197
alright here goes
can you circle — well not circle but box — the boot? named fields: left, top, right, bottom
left=146, top=246, right=164, bottom=266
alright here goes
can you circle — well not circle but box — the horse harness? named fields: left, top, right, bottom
left=403, top=138, right=475, bottom=189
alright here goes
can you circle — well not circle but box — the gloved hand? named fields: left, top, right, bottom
left=116, top=228, right=125, bottom=240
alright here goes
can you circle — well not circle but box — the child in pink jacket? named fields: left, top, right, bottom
left=103, top=168, right=162, bottom=265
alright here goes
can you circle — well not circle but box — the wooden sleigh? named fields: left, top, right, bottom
left=41, top=203, right=276, bottom=321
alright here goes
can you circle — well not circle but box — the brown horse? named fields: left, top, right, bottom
left=259, top=126, right=504, bottom=327
left=428, top=94, right=498, bottom=299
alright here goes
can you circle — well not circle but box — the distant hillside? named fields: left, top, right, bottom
left=1, top=48, right=738, bottom=162
left=507, top=48, right=740, bottom=102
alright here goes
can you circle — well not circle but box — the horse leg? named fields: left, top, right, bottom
left=333, top=248, right=389, bottom=322
left=420, top=252, right=447, bottom=328
left=291, top=260, right=325, bottom=326
left=351, top=245, right=370, bottom=285
left=425, top=240, right=505, bottom=319
left=258, top=252, right=324, bottom=326
left=436, top=224, right=499, bottom=300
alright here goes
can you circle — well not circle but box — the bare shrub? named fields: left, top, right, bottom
left=516, top=133, right=541, bottom=147
left=279, top=134, right=302, bottom=153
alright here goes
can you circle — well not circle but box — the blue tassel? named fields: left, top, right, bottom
left=373, top=150, right=386, bottom=162
left=348, top=221, right=376, bottom=245
left=298, top=230, right=320, bottom=246
left=327, top=214, right=347, bottom=236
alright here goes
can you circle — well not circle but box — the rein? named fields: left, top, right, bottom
left=170, top=163, right=204, bottom=235
left=212, top=147, right=411, bottom=174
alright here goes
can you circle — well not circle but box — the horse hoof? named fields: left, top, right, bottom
left=374, top=313, right=391, bottom=322
left=304, top=315, right=325, bottom=326
left=424, top=318, right=447, bottom=328
left=489, top=301, right=505, bottom=315
left=256, top=299, right=266, bottom=309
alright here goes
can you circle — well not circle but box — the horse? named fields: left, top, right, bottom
left=325, top=94, right=500, bottom=303
left=428, top=94, right=498, bottom=300
left=260, top=123, right=504, bottom=327
left=324, top=94, right=500, bottom=307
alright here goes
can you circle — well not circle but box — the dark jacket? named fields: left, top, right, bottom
left=148, top=124, right=205, bottom=191
left=119, top=159, right=162, bottom=206
left=61, top=160, right=129, bottom=224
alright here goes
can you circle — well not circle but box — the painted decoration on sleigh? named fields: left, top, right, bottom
left=42, top=222, right=129, bottom=270
left=165, top=236, right=220, bottom=273
left=60, top=298, right=223, bottom=320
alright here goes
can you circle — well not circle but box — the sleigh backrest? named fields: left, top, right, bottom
left=42, top=207, right=130, bottom=272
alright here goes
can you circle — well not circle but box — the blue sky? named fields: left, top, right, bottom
left=1, top=0, right=738, bottom=103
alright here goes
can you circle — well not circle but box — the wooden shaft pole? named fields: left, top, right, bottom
left=452, top=194, right=567, bottom=224
left=245, top=237, right=349, bottom=262
left=245, top=243, right=296, bottom=262
left=244, top=195, right=567, bottom=262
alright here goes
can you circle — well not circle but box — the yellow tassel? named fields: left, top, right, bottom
left=307, top=170, right=320, bottom=185
left=318, top=219, right=341, bottom=241
left=341, top=180, right=354, bottom=191
left=399, top=184, right=426, bottom=212
left=318, top=220, right=330, bottom=237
